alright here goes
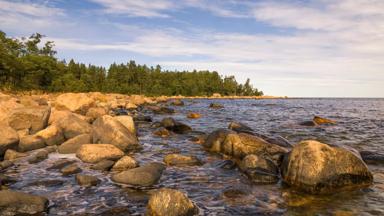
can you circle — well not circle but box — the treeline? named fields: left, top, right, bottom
left=0, top=31, right=263, bottom=96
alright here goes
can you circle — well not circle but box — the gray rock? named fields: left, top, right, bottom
left=112, top=162, right=165, bottom=186
left=0, top=190, right=49, bottom=215
left=76, top=174, right=99, bottom=187
left=58, top=134, right=92, bottom=154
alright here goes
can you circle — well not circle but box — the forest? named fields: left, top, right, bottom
left=0, top=31, right=263, bottom=96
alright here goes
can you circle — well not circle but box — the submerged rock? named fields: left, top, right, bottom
left=58, top=134, right=92, bottom=154
left=163, top=154, right=202, bottom=166
left=0, top=125, right=19, bottom=156
left=8, top=106, right=51, bottom=134
left=161, top=117, right=192, bottom=134
left=111, top=162, right=165, bottom=186
left=92, top=115, right=140, bottom=151
left=112, top=156, right=138, bottom=171
left=0, top=190, right=49, bottom=215
left=76, top=174, right=99, bottom=187
left=281, top=140, right=373, bottom=194
left=76, top=144, right=124, bottom=163
left=151, top=106, right=175, bottom=114
left=153, top=127, right=171, bottom=137
left=239, top=154, right=279, bottom=184
left=147, top=188, right=198, bottom=216
left=209, top=103, right=224, bottom=109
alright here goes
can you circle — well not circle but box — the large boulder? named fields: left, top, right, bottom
left=4, top=149, right=28, bottom=161
left=161, top=117, right=192, bottom=134
left=111, top=162, right=165, bottom=186
left=8, top=106, right=51, bottom=134
left=0, top=190, right=49, bottom=215
left=114, top=115, right=136, bottom=134
left=57, top=114, right=92, bottom=139
left=35, top=124, right=64, bottom=146
left=76, top=144, right=124, bottom=163
left=18, top=135, right=46, bottom=152
left=86, top=107, right=107, bottom=121
left=0, top=124, right=19, bottom=156
left=0, top=97, right=24, bottom=122
left=281, top=140, right=373, bottom=194
left=239, top=154, right=279, bottom=184
left=55, top=93, right=95, bottom=115
left=92, top=115, right=140, bottom=151
left=58, top=134, right=92, bottom=154
left=48, top=109, right=90, bottom=125
left=147, top=188, right=198, bottom=216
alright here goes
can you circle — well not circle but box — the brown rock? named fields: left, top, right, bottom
left=76, top=144, right=124, bottom=163
left=153, top=127, right=171, bottom=137
left=8, top=106, right=51, bottom=134
left=111, top=156, right=138, bottom=171
left=55, top=93, right=95, bottom=115
left=76, top=174, right=99, bottom=187
left=4, top=149, right=28, bottom=161
left=164, top=154, right=202, bottom=166
left=61, top=163, right=81, bottom=176
left=35, top=124, right=64, bottom=146
left=114, top=115, right=136, bottom=134
left=57, top=114, right=92, bottom=139
left=0, top=124, right=19, bottom=156
left=187, top=112, right=201, bottom=119
left=58, top=134, right=92, bottom=154
left=313, top=116, right=336, bottom=125
left=18, top=135, right=46, bottom=152
left=86, top=107, right=107, bottom=121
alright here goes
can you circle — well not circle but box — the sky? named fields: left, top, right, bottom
left=0, top=0, right=383, bottom=97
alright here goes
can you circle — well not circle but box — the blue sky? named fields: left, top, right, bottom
left=1, top=0, right=383, bottom=97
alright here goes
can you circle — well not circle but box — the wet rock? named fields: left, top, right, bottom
left=222, top=185, right=250, bottom=198
left=112, top=156, right=138, bottom=171
left=0, top=174, right=17, bottom=185
left=91, top=159, right=115, bottom=171
left=114, top=115, right=136, bottom=134
left=92, top=115, right=140, bottom=151
left=61, top=163, right=82, bottom=176
left=133, top=115, right=152, bottom=122
left=45, top=145, right=57, bottom=153
left=203, top=129, right=234, bottom=152
left=228, top=121, right=253, bottom=134
left=170, top=99, right=184, bottom=106
left=111, top=162, right=165, bottom=186
left=189, top=135, right=206, bottom=144
left=161, top=117, right=192, bottom=134
left=0, top=125, right=19, bottom=156
left=153, top=127, right=171, bottom=137
left=147, top=188, right=198, bottom=216
left=187, top=112, right=201, bottom=119
left=239, top=154, right=279, bottom=184
left=0, top=161, right=14, bottom=170
left=313, top=116, right=336, bottom=125
left=360, top=151, right=384, bottom=165
left=26, top=179, right=64, bottom=187
left=164, top=154, right=202, bottom=166
left=0, top=190, right=49, bottom=215
left=18, top=135, right=46, bottom=152
left=47, top=159, right=76, bottom=170
left=35, top=124, right=65, bottom=146
left=262, top=135, right=294, bottom=149
left=76, top=144, right=124, bottom=163
left=57, top=114, right=92, bottom=139
left=58, top=134, right=92, bottom=154
left=76, top=174, right=99, bottom=187
left=4, top=149, right=28, bottom=161
left=7, top=106, right=50, bottom=134
left=55, top=93, right=95, bottom=115
left=151, top=106, right=175, bottom=114
left=209, top=103, right=224, bottom=109
left=281, top=140, right=373, bottom=194
left=28, top=150, right=49, bottom=164
left=86, top=107, right=107, bottom=121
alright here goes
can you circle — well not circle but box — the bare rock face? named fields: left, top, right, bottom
left=76, top=144, right=124, bottom=163
left=0, top=124, right=19, bottom=156
left=58, top=134, right=92, bottom=154
left=35, top=124, right=64, bottom=146
left=57, top=114, right=92, bottom=140
left=92, top=115, right=140, bottom=152
left=281, top=140, right=373, bottom=194
left=114, top=115, right=136, bottom=134
left=111, top=156, right=138, bottom=171
left=8, top=106, right=51, bottom=134
left=18, top=135, right=46, bottom=152
left=146, top=188, right=198, bottom=216
left=164, top=154, right=202, bottom=167
left=55, top=93, right=95, bottom=115
left=0, top=190, right=49, bottom=215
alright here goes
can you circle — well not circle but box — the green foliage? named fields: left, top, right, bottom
left=0, top=31, right=263, bottom=96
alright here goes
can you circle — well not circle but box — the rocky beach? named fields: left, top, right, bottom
left=0, top=92, right=383, bottom=215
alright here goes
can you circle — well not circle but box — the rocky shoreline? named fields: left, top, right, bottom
left=0, top=92, right=380, bottom=215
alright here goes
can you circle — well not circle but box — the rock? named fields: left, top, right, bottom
left=0, top=124, right=19, bottom=156
left=222, top=185, right=250, bottom=198
left=61, top=163, right=82, bottom=176
left=17, top=129, right=30, bottom=138
left=26, top=179, right=64, bottom=187
left=57, top=114, right=92, bottom=139
left=313, top=116, right=336, bottom=125
left=203, top=129, right=234, bottom=152
left=86, top=107, right=107, bottom=121
left=28, top=150, right=49, bottom=164
left=161, top=117, right=192, bottom=134
left=212, top=93, right=221, bottom=97
left=114, top=115, right=136, bottom=134
left=0, top=190, right=49, bottom=215
left=228, top=121, right=254, bottom=134
left=187, top=112, right=201, bottom=119
left=92, top=115, right=140, bottom=151
left=112, top=156, right=138, bottom=171
left=0, top=161, right=14, bottom=170
left=134, top=115, right=152, bottom=122
left=8, top=106, right=51, bottom=134
left=0, top=97, right=24, bottom=122
left=164, top=154, right=202, bottom=166
left=76, top=174, right=99, bottom=187
left=360, top=151, right=384, bottom=165
left=91, top=159, right=115, bottom=171
left=76, top=144, right=124, bottom=163
left=170, top=99, right=184, bottom=106
left=262, top=135, right=294, bottom=149
left=153, top=127, right=171, bottom=137
left=0, top=174, right=17, bottom=185
left=239, top=154, right=279, bottom=184
left=49, top=109, right=89, bottom=125
left=281, top=140, right=373, bottom=194
left=209, top=103, right=224, bottom=109
left=4, top=149, right=28, bottom=161
left=35, top=124, right=65, bottom=146
left=189, top=135, right=206, bottom=144
left=151, top=106, right=175, bottom=114
left=45, top=145, right=57, bottom=153
left=46, top=159, right=76, bottom=170
left=299, top=120, right=317, bottom=126
left=55, top=93, right=95, bottom=115
left=111, top=162, right=165, bottom=186
left=58, top=134, right=92, bottom=154
left=147, top=188, right=198, bottom=216
left=18, top=135, right=46, bottom=152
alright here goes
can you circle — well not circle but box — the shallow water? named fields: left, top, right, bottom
left=4, top=98, right=384, bottom=215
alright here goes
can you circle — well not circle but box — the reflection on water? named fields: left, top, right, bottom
left=4, top=98, right=384, bottom=215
